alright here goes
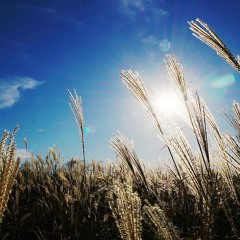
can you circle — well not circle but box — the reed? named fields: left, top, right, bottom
left=68, top=89, right=86, bottom=180
left=108, top=180, right=142, bottom=240
left=120, top=18, right=240, bottom=238
left=0, top=126, right=20, bottom=223
left=188, top=18, right=240, bottom=72
left=1, top=18, right=240, bottom=239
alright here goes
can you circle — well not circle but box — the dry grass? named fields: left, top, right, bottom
left=108, top=180, right=142, bottom=240
left=188, top=18, right=240, bottom=72
left=119, top=18, right=240, bottom=239
left=143, top=200, right=179, bottom=240
left=68, top=89, right=86, bottom=180
left=0, top=126, right=20, bottom=223
left=1, top=19, right=240, bottom=239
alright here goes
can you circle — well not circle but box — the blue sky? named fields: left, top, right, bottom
left=1, top=0, right=240, bottom=165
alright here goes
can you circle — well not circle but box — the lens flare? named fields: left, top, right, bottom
left=159, top=39, right=171, bottom=52
left=210, top=73, right=236, bottom=89
left=84, top=125, right=95, bottom=134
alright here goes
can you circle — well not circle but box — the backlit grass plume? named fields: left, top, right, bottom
left=224, top=101, right=240, bottom=139
left=108, top=181, right=142, bottom=240
left=68, top=89, right=86, bottom=179
left=0, top=125, right=20, bottom=223
left=143, top=200, right=179, bottom=240
left=188, top=18, right=240, bottom=72
left=120, top=68, right=183, bottom=193
left=164, top=54, right=188, bottom=102
left=111, top=133, right=149, bottom=192
left=223, top=101, right=240, bottom=171
left=120, top=70, right=163, bottom=135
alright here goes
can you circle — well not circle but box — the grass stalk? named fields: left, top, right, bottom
left=68, top=89, right=86, bottom=180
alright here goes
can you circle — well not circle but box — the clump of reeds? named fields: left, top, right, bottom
left=108, top=180, right=142, bottom=240
left=143, top=200, right=179, bottom=240
left=120, top=18, right=240, bottom=239
left=0, top=125, right=20, bottom=223
left=111, top=132, right=150, bottom=192
left=188, top=18, right=240, bottom=72
left=1, top=145, right=120, bottom=239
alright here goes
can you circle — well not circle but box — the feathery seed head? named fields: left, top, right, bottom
left=164, top=54, right=188, bottom=101
left=188, top=18, right=240, bottom=72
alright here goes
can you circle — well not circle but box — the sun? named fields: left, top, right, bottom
left=159, top=94, right=178, bottom=113
left=153, top=91, right=184, bottom=117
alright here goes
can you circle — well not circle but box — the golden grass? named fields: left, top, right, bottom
left=119, top=18, right=240, bottom=238
left=188, top=18, right=240, bottom=72
left=0, top=125, right=20, bottom=223
left=68, top=89, right=86, bottom=179
left=1, top=18, right=240, bottom=239
left=108, top=181, right=142, bottom=240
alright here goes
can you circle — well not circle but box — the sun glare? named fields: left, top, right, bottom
left=153, top=91, right=184, bottom=117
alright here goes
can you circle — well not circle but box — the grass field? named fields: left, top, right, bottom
left=1, top=19, right=240, bottom=240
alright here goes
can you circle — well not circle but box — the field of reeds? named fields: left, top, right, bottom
left=1, top=19, right=240, bottom=240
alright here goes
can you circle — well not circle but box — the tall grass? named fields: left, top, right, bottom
left=108, top=180, right=142, bottom=240
left=68, top=89, right=86, bottom=180
left=0, top=126, right=20, bottom=224
left=1, top=19, right=240, bottom=239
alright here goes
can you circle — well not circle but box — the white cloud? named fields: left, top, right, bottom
left=0, top=77, right=44, bottom=109
left=16, top=148, right=33, bottom=161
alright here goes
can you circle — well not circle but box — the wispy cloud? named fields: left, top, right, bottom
left=120, top=0, right=144, bottom=11
left=0, top=77, right=44, bottom=110
left=36, top=128, right=47, bottom=132
left=119, top=0, right=168, bottom=19
left=142, top=35, right=158, bottom=45
left=150, top=7, right=168, bottom=17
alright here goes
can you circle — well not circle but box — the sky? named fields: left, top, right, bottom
left=1, top=0, right=240, bottom=166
